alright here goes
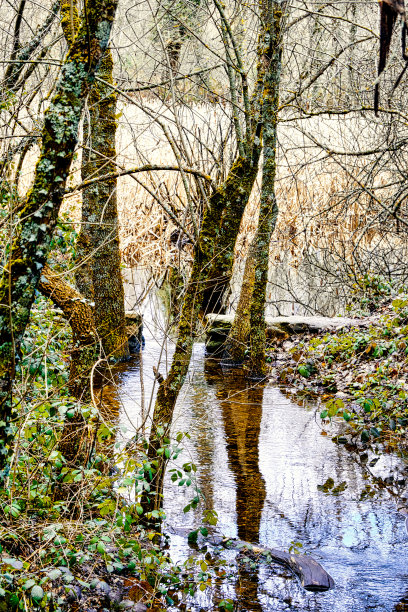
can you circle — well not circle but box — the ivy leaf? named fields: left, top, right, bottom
left=23, top=579, right=36, bottom=590
left=298, top=365, right=311, bottom=378
left=2, top=557, right=23, bottom=570
left=187, top=530, right=198, bottom=544
left=31, top=585, right=44, bottom=602
left=96, top=542, right=106, bottom=554
left=361, top=429, right=370, bottom=443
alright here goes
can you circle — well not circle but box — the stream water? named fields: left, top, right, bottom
left=109, top=280, right=408, bottom=611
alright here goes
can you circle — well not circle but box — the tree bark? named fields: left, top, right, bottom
left=248, top=0, right=285, bottom=378
left=0, top=0, right=119, bottom=472
left=201, top=149, right=260, bottom=315
left=225, top=238, right=256, bottom=363
left=39, top=265, right=97, bottom=464
left=141, top=151, right=260, bottom=515
left=39, top=265, right=97, bottom=398
left=77, top=49, right=129, bottom=361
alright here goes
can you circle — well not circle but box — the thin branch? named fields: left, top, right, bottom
left=123, top=64, right=223, bottom=93
left=66, top=164, right=214, bottom=194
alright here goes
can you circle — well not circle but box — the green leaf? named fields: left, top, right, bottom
left=361, top=429, right=370, bottom=443
left=31, top=585, right=44, bottom=602
left=23, top=579, right=36, bottom=590
left=188, top=530, right=198, bottom=544
left=298, top=365, right=310, bottom=378
left=328, top=403, right=339, bottom=418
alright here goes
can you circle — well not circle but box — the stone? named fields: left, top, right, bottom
left=119, top=600, right=137, bottom=609
left=96, top=580, right=111, bottom=595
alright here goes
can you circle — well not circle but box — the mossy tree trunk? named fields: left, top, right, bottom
left=225, top=238, right=256, bottom=363
left=201, top=148, right=261, bottom=315
left=39, top=265, right=97, bottom=463
left=248, top=0, right=285, bottom=378
left=0, top=0, right=119, bottom=473
left=60, top=0, right=128, bottom=359
left=39, top=265, right=97, bottom=398
left=76, top=49, right=129, bottom=361
left=142, top=152, right=260, bottom=515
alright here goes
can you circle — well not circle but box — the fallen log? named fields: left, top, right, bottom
left=169, top=526, right=335, bottom=593
left=219, top=538, right=335, bottom=592
left=205, top=313, right=359, bottom=354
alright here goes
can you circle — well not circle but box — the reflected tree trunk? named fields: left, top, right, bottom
left=216, top=373, right=266, bottom=542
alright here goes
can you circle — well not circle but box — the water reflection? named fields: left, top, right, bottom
left=110, top=274, right=408, bottom=610
left=204, top=360, right=266, bottom=543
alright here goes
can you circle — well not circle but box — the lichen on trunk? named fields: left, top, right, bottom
left=0, top=0, right=119, bottom=472
left=77, top=49, right=129, bottom=361
left=248, top=0, right=285, bottom=378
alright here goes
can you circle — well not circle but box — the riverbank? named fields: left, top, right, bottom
left=268, top=294, right=408, bottom=452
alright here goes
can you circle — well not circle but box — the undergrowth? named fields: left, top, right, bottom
left=274, top=275, right=408, bottom=449
left=0, top=301, right=222, bottom=611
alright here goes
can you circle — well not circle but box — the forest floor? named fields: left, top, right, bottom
left=268, top=292, right=408, bottom=453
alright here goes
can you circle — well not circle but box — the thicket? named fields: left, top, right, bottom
left=2, top=0, right=408, bottom=608
left=274, top=276, right=408, bottom=450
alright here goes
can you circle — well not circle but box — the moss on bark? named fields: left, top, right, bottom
left=39, top=265, right=96, bottom=398
left=201, top=149, right=261, bottom=315
left=59, top=0, right=80, bottom=46
left=0, top=0, right=119, bottom=472
left=77, top=49, right=129, bottom=361
left=248, top=0, right=285, bottom=378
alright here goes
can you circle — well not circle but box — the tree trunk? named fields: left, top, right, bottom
left=0, top=0, right=119, bottom=472
left=225, top=238, right=256, bottom=364
left=201, top=149, right=261, bottom=315
left=248, top=0, right=285, bottom=378
left=39, top=265, right=97, bottom=398
left=77, top=49, right=129, bottom=361
left=141, top=151, right=259, bottom=515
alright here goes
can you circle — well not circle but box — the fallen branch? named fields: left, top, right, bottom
left=219, top=537, right=335, bottom=592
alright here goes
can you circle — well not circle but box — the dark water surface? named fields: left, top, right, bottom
left=112, top=287, right=408, bottom=611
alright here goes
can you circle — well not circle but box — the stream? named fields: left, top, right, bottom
left=108, top=279, right=408, bottom=611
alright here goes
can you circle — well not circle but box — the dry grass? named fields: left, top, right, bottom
left=13, top=104, right=408, bottom=314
